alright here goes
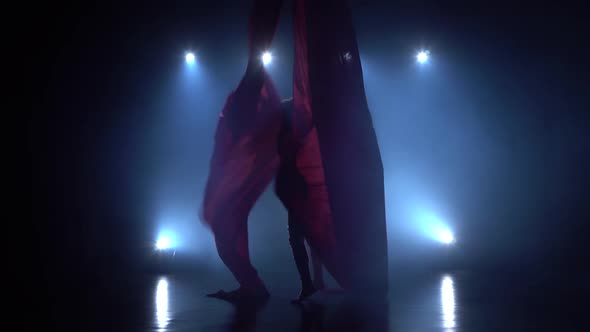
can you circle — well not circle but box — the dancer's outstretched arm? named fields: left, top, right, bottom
left=229, top=0, right=284, bottom=136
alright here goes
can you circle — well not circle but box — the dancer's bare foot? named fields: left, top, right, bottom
left=290, top=285, right=317, bottom=304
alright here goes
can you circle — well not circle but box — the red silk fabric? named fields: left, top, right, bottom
left=202, top=77, right=282, bottom=227
left=202, top=0, right=388, bottom=294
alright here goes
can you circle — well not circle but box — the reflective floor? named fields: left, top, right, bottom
left=61, top=268, right=588, bottom=332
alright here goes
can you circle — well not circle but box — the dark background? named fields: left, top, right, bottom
left=31, top=0, right=588, bottom=328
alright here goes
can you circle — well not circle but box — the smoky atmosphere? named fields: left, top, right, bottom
left=32, top=1, right=589, bottom=331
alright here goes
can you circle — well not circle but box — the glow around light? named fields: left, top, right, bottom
left=261, top=51, right=272, bottom=66
left=155, top=229, right=177, bottom=250
left=416, top=50, right=429, bottom=64
left=185, top=52, right=196, bottom=65
left=156, top=236, right=172, bottom=250
left=440, top=229, right=455, bottom=245
left=440, top=275, right=456, bottom=329
left=155, top=277, right=169, bottom=329
left=417, top=210, right=456, bottom=244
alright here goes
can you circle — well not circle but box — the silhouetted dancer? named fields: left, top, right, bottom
left=203, top=69, right=280, bottom=303
left=275, top=98, right=325, bottom=303
left=202, top=0, right=388, bottom=301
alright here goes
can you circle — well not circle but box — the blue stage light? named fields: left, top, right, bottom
left=416, top=50, right=429, bottom=64
left=439, top=229, right=455, bottom=245
left=416, top=210, right=456, bottom=245
left=262, top=51, right=272, bottom=66
left=156, top=236, right=172, bottom=250
left=185, top=52, right=196, bottom=65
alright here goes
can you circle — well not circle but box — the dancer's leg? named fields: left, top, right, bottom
left=288, top=214, right=316, bottom=302
left=309, top=247, right=325, bottom=290
left=295, top=129, right=350, bottom=290
left=209, top=214, right=268, bottom=300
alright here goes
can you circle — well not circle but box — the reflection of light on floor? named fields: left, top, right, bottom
left=441, top=275, right=456, bottom=329
left=155, top=277, right=169, bottom=330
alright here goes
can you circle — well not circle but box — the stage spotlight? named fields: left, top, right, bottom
left=261, top=51, right=273, bottom=66
left=416, top=210, right=455, bottom=245
left=439, top=229, right=455, bottom=245
left=416, top=50, right=429, bottom=64
left=156, top=236, right=172, bottom=250
left=185, top=52, right=196, bottom=65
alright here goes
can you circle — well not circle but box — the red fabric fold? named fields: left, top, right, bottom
left=202, top=75, right=281, bottom=227
left=202, top=0, right=388, bottom=294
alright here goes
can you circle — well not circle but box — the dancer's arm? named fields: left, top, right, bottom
left=242, top=0, right=284, bottom=87
left=229, top=0, right=284, bottom=135
left=247, top=0, right=284, bottom=67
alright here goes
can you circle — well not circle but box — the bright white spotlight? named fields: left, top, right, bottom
left=416, top=50, right=429, bottom=64
left=156, top=236, right=172, bottom=250
left=261, top=51, right=272, bottom=66
left=185, top=52, right=196, bottom=65
left=440, top=229, right=455, bottom=244
left=416, top=210, right=455, bottom=244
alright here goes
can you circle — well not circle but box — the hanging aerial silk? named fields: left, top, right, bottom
left=202, top=0, right=388, bottom=295
left=202, top=74, right=282, bottom=292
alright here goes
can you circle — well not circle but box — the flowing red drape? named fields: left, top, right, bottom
left=202, top=0, right=388, bottom=294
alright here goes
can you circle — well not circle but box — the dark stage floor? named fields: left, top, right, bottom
left=46, top=266, right=588, bottom=332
